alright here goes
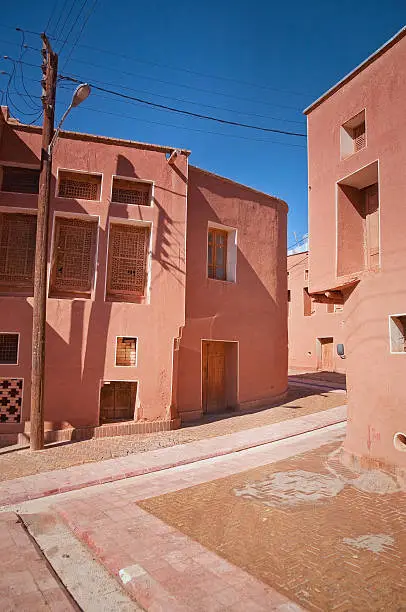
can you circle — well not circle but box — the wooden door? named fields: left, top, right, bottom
left=100, top=381, right=137, bottom=423
left=202, top=341, right=226, bottom=413
left=319, top=338, right=334, bottom=371
left=365, top=183, right=379, bottom=268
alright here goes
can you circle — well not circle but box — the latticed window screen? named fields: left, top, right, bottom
left=1, top=166, right=40, bottom=194
left=0, top=334, right=19, bottom=364
left=208, top=228, right=228, bottom=280
left=107, top=224, right=150, bottom=300
left=50, top=217, right=97, bottom=295
left=116, top=337, right=137, bottom=366
left=0, top=213, right=36, bottom=292
left=112, top=178, right=151, bottom=206
left=58, top=171, right=101, bottom=200
left=353, top=122, right=366, bottom=152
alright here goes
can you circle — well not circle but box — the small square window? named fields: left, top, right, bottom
left=340, top=110, right=366, bottom=158
left=58, top=170, right=101, bottom=201
left=112, top=177, right=152, bottom=206
left=390, top=315, right=406, bottom=353
left=116, top=337, right=137, bottom=366
left=0, top=334, right=19, bottom=364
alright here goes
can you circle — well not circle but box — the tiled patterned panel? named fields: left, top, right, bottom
left=0, top=378, right=22, bottom=423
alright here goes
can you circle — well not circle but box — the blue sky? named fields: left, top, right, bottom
left=0, top=0, right=404, bottom=247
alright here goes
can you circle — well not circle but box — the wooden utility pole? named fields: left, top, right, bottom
left=30, top=34, right=58, bottom=451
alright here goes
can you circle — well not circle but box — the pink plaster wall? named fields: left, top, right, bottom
left=287, top=252, right=345, bottom=373
left=176, top=166, right=288, bottom=421
left=306, top=32, right=406, bottom=469
left=0, top=114, right=188, bottom=430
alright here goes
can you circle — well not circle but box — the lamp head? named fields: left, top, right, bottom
left=71, top=83, right=91, bottom=108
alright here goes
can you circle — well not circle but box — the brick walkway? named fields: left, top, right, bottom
left=45, top=424, right=344, bottom=611
left=0, top=385, right=345, bottom=482
left=0, top=405, right=346, bottom=507
left=0, top=512, right=76, bottom=611
left=141, top=441, right=406, bottom=611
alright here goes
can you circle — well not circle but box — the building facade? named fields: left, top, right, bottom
left=0, top=107, right=287, bottom=443
left=287, top=251, right=345, bottom=373
left=305, top=27, right=406, bottom=471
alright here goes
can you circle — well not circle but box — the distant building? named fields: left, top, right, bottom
left=287, top=251, right=345, bottom=373
left=305, top=27, right=406, bottom=471
left=0, top=106, right=287, bottom=445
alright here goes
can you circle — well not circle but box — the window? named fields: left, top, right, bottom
left=1, top=166, right=40, bottom=194
left=112, top=178, right=152, bottom=206
left=0, top=213, right=36, bottom=294
left=0, top=378, right=23, bottom=423
left=327, top=302, right=334, bottom=314
left=334, top=304, right=344, bottom=313
left=0, top=334, right=19, bottom=364
left=50, top=217, right=98, bottom=298
left=340, top=110, right=366, bottom=158
left=304, top=269, right=309, bottom=281
left=337, top=162, right=379, bottom=276
left=58, top=170, right=101, bottom=201
left=303, top=287, right=313, bottom=317
left=288, top=290, right=291, bottom=302
left=208, top=228, right=227, bottom=280
left=390, top=315, right=406, bottom=353
left=116, top=337, right=137, bottom=366
left=106, top=223, right=150, bottom=302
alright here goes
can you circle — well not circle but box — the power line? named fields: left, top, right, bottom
left=57, top=0, right=89, bottom=56
left=0, top=24, right=314, bottom=104
left=61, top=0, right=99, bottom=70
left=60, top=55, right=307, bottom=121
left=60, top=74, right=307, bottom=137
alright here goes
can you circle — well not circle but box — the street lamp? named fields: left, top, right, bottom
left=49, top=83, right=91, bottom=154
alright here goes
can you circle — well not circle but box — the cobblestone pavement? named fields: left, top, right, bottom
left=140, top=441, right=406, bottom=612
left=0, top=386, right=344, bottom=482
left=0, top=512, right=76, bottom=611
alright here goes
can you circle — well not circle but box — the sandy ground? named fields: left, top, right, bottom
left=0, top=385, right=345, bottom=482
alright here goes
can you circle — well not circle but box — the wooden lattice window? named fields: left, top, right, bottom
left=1, top=166, right=40, bottom=194
left=0, top=334, right=19, bottom=364
left=116, top=337, right=137, bottom=366
left=58, top=171, right=101, bottom=200
left=0, top=213, right=36, bottom=294
left=353, top=122, right=366, bottom=152
left=106, top=224, right=150, bottom=302
left=208, top=228, right=228, bottom=280
left=112, top=178, right=152, bottom=206
left=50, top=217, right=97, bottom=297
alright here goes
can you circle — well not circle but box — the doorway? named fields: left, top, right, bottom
left=99, top=381, right=137, bottom=423
left=202, top=340, right=238, bottom=414
left=317, top=338, right=334, bottom=371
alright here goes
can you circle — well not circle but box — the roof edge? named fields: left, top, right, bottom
left=190, top=165, right=288, bottom=211
left=304, top=26, right=406, bottom=115
left=3, top=111, right=191, bottom=155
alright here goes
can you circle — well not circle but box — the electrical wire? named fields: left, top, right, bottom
left=57, top=0, right=90, bottom=56
left=61, top=0, right=99, bottom=71
left=60, top=74, right=307, bottom=137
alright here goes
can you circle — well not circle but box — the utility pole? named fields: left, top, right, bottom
left=30, top=34, right=58, bottom=451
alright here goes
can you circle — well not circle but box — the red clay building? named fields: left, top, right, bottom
left=0, top=107, right=287, bottom=444
left=288, top=251, right=345, bottom=374
left=305, top=27, right=406, bottom=471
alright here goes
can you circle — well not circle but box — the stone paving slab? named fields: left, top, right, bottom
left=0, top=511, right=76, bottom=611
left=0, top=405, right=346, bottom=508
